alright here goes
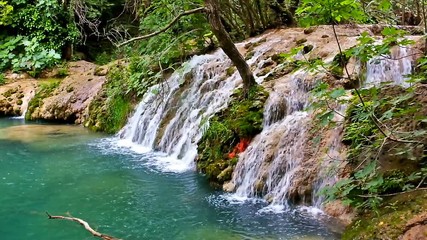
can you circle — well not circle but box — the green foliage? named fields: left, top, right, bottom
left=86, top=64, right=135, bottom=133
left=0, top=0, right=79, bottom=73
left=126, top=56, right=164, bottom=96
left=345, top=28, right=415, bottom=64
left=316, top=85, right=426, bottom=210
left=296, top=0, right=367, bottom=26
left=302, top=24, right=426, bottom=211
left=310, top=82, right=347, bottom=127
left=0, top=1, right=13, bottom=26
left=197, top=86, right=269, bottom=186
left=132, top=0, right=209, bottom=67
left=0, top=73, right=5, bottom=85
left=0, top=35, right=61, bottom=75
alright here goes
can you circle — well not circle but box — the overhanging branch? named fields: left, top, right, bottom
left=116, top=7, right=206, bottom=47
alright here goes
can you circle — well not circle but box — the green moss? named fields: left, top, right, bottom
left=226, top=66, right=236, bottom=76
left=26, top=80, right=61, bottom=120
left=343, top=191, right=427, bottom=240
left=197, top=85, right=269, bottom=187
left=296, top=38, right=307, bottom=45
left=245, top=51, right=255, bottom=60
left=85, top=64, right=135, bottom=134
left=56, top=68, right=69, bottom=77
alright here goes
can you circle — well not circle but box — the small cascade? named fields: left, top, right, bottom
left=10, top=89, right=35, bottom=120
left=118, top=50, right=241, bottom=172
left=365, top=46, right=413, bottom=87
left=311, top=47, right=414, bottom=208
left=231, top=71, right=313, bottom=208
left=230, top=45, right=415, bottom=211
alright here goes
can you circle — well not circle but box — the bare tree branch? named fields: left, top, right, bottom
left=116, top=7, right=206, bottom=47
left=46, top=212, right=120, bottom=240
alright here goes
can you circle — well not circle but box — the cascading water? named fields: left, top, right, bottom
left=365, top=46, right=413, bottom=87
left=117, top=50, right=242, bottom=172
left=311, top=46, right=415, bottom=208
left=230, top=45, right=415, bottom=212
left=230, top=71, right=314, bottom=210
left=117, top=32, right=280, bottom=172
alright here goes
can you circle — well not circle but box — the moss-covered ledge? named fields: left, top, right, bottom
left=343, top=190, right=427, bottom=240
left=84, top=64, right=136, bottom=133
left=196, top=85, right=268, bottom=188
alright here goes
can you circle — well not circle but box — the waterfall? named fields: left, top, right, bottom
left=117, top=50, right=241, bottom=172
left=117, top=28, right=416, bottom=211
left=365, top=46, right=412, bottom=87
left=230, top=71, right=314, bottom=210
left=230, top=45, right=415, bottom=212
left=311, top=46, right=414, bottom=208
left=10, top=88, right=35, bottom=120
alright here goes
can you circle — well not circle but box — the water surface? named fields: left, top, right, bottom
left=0, top=119, right=340, bottom=239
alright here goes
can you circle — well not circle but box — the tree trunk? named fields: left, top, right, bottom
left=204, top=0, right=257, bottom=92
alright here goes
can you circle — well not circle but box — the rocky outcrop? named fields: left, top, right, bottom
left=0, top=74, right=37, bottom=117
left=402, top=213, right=427, bottom=240
left=0, top=61, right=107, bottom=124
left=27, top=61, right=107, bottom=123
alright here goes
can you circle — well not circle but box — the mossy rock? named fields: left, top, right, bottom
left=197, top=85, right=269, bottom=187
left=245, top=51, right=255, bottom=60
left=296, top=38, right=307, bottom=45
left=26, top=80, right=61, bottom=120
left=85, top=64, right=136, bottom=133
left=343, top=191, right=427, bottom=240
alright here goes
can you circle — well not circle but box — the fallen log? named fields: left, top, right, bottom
left=46, top=212, right=120, bottom=240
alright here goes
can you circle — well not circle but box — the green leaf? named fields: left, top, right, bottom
left=329, top=88, right=346, bottom=99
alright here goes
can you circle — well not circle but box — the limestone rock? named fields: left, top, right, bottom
left=28, top=61, right=107, bottom=123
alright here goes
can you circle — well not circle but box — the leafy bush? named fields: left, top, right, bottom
left=0, top=73, right=5, bottom=85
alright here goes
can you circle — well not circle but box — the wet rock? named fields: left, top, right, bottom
left=223, top=182, right=235, bottom=192
left=324, top=201, right=355, bottom=225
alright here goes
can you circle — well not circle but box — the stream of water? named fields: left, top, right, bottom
left=0, top=118, right=341, bottom=240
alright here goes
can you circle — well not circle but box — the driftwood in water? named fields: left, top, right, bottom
left=46, top=212, right=120, bottom=240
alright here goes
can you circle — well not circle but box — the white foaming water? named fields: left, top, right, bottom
left=365, top=46, right=413, bottom=88
left=228, top=45, right=415, bottom=213
left=230, top=72, right=312, bottom=210
left=117, top=50, right=241, bottom=172
left=311, top=46, right=414, bottom=208
left=10, top=89, right=35, bottom=120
